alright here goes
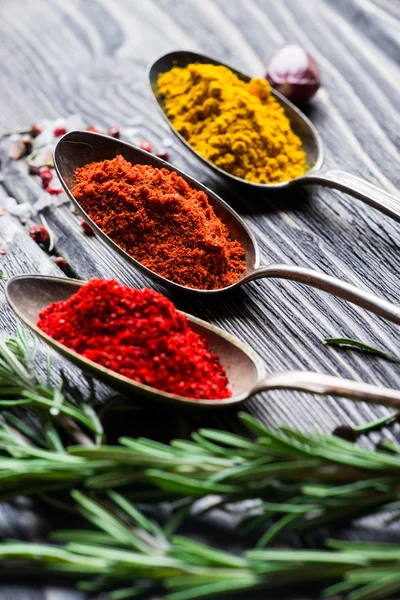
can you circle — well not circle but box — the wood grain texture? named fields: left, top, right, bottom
left=0, top=0, right=400, bottom=597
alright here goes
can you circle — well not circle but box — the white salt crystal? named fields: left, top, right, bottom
left=124, top=127, right=139, bottom=139
left=161, top=137, right=174, bottom=148
left=33, top=194, right=53, bottom=212
left=6, top=197, right=34, bottom=217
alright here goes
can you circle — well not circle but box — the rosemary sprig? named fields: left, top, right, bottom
left=0, top=326, right=103, bottom=445
left=2, top=330, right=400, bottom=600
left=1, top=331, right=400, bottom=537
left=0, top=489, right=399, bottom=600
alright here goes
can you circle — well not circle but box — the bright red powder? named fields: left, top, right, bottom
left=37, top=279, right=231, bottom=400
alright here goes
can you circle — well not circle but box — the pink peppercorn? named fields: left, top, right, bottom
left=30, top=124, right=42, bottom=137
left=156, top=149, right=169, bottom=161
left=80, top=218, right=94, bottom=235
left=139, top=140, right=152, bottom=153
left=0, top=248, right=6, bottom=255
left=53, top=256, right=68, bottom=272
left=29, top=225, right=49, bottom=244
left=54, top=126, right=67, bottom=137
left=28, top=161, right=42, bottom=175
left=40, top=168, right=53, bottom=187
left=108, top=125, right=120, bottom=139
left=21, top=135, right=33, bottom=154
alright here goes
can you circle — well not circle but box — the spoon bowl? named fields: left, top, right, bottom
left=148, top=49, right=323, bottom=187
left=149, top=50, right=400, bottom=222
left=54, top=130, right=258, bottom=293
left=5, top=275, right=265, bottom=409
left=54, top=131, right=400, bottom=326
left=6, top=274, right=400, bottom=412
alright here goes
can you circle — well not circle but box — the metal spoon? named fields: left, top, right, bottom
left=148, top=50, right=400, bottom=222
left=6, top=274, right=400, bottom=411
left=54, top=130, right=400, bottom=325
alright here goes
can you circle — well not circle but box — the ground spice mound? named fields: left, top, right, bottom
left=37, top=279, right=231, bottom=400
left=72, top=156, right=245, bottom=290
left=158, top=63, right=307, bottom=184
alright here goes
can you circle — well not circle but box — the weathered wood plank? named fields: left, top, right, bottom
left=1, top=0, right=400, bottom=597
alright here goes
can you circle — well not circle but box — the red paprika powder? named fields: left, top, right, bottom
left=37, top=279, right=231, bottom=400
left=72, top=156, right=245, bottom=290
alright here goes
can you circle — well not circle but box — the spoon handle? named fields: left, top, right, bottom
left=246, top=264, right=400, bottom=325
left=303, top=169, right=400, bottom=222
left=257, top=370, right=400, bottom=408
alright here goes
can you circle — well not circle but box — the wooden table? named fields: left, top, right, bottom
left=1, top=0, right=400, bottom=598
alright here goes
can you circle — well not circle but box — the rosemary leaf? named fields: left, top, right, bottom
left=71, top=491, right=152, bottom=554
left=197, top=429, right=260, bottom=451
left=255, top=513, right=300, bottom=548
left=165, top=578, right=261, bottom=600
left=324, top=338, right=398, bottom=362
left=163, top=500, right=193, bottom=537
left=109, top=586, right=152, bottom=599
left=356, top=413, right=399, bottom=435
left=146, top=470, right=242, bottom=496
left=107, top=490, right=164, bottom=538
left=171, top=537, right=247, bottom=568
left=50, top=530, right=120, bottom=546
left=348, top=578, right=400, bottom=600
left=2, top=412, right=44, bottom=446
left=247, top=549, right=367, bottom=566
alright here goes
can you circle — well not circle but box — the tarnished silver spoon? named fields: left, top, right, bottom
left=148, top=50, right=400, bottom=222
left=54, top=130, right=400, bottom=325
left=6, top=274, right=400, bottom=410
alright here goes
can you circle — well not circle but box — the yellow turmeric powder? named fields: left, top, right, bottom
left=157, top=63, right=307, bottom=184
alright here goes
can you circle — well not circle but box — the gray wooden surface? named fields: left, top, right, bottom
left=1, top=0, right=400, bottom=597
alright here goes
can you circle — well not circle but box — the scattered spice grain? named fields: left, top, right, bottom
left=30, top=124, right=42, bottom=137
left=45, top=185, right=63, bottom=195
left=54, top=126, right=67, bottom=137
left=156, top=149, right=169, bottom=161
left=108, top=125, right=120, bottom=139
left=53, top=256, right=69, bottom=272
left=139, top=140, right=152, bottom=152
left=29, top=225, right=49, bottom=244
left=80, top=218, right=94, bottom=235
left=40, top=168, right=52, bottom=187
left=85, top=125, right=101, bottom=133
